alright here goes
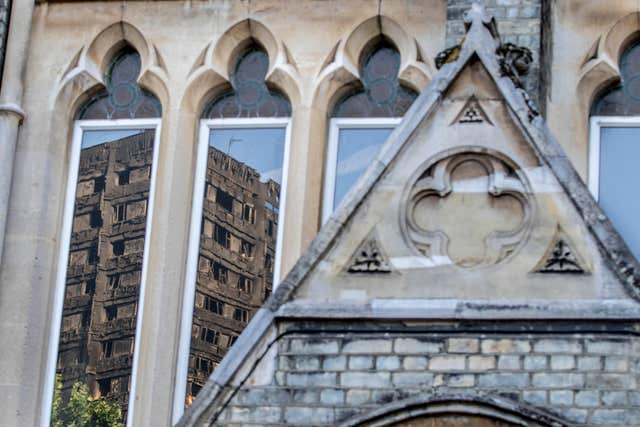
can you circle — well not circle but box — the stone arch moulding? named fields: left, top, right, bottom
left=338, top=393, right=575, bottom=427
left=313, top=15, right=433, bottom=113
left=55, top=21, right=169, bottom=116
left=576, top=12, right=640, bottom=111
left=182, top=18, right=300, bottom=115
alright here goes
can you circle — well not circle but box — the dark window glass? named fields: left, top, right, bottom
left=94, top=176, right=105, bottom=193
left=105, top=306, right=117, bottom=321
left=77, top=47, right=161, bottom=120
left=202, top=46, right=291, bottom=118
left=203, top=296, right=224, bottom=315
left=118, top=170, right=130, bottom=185
left=593, top=41, right=640, bottom=115
left=232, top=308, right=248, bottom=323
left=112, top=240, right=125, bottom=256
left=332, top=41, right=418, bottom=118
left=89, top=210, right=103, bottom=228
left=215, top=189, right=234, bottom=212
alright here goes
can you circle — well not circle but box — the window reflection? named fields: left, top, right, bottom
left=334, top=127, right=394, bottom=209
left=54, top=129, right=155, bottom=424
left=186, top=127, right=286, bottom=405
left=598, top=127, right=640, bottom=259
left=324, top=40, right=417, bottom=220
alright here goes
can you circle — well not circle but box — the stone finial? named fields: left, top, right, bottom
left=463, top=2, right=500, bottom=42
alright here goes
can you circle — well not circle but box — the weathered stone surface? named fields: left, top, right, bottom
left=343, top=339, right=392, bottom=354
left=468, top=355, right=496, bottom=371
left=394, top=338, right=443, bottom=354
left=447, top=338, right=479, bottom=353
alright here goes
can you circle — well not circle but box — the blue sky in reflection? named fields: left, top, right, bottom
left=600, top=127, right=640, bottom=260
left=209, top=128, right=286, bottom=184
left=334, top=127, right=393, bottom=209
left=81, top=129, right=145, bottom=149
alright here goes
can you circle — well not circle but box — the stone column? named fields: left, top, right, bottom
left=0, top=0, right=33, bottom=264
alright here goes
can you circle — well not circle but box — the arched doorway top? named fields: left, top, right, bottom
left=338, top=393, right=573, bottom=427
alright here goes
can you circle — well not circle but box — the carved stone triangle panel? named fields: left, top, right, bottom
left=451, top=96, right=493, bottom=125
left=533, top=227, right=589, bottom=274
left=347, top=234, right=392, bottom=273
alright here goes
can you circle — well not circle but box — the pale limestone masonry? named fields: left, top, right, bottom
left=215, top=331, right=640, bottom=426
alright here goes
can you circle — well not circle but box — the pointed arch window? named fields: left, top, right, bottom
left=323, top=40, right=418, bottom=222
left=49, top=46, right=161, bottom=426
left=590, top=41, right=640, bottom=260
left=175, top=43, right=291, bottom=418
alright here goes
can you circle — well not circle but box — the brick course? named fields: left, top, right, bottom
left=216, top=331, right=640, bottom=426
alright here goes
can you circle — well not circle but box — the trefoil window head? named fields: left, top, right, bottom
left=592, top=41, right=640, bottom=116
left=203, top=44, right=291, bottom=118
left=77, top=46, right=161, bottom=120
left=332, top=40, right=418, bottom=118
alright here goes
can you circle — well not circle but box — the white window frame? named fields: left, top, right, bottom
left=41, top=119, right=162, bottom=427
left=173, top=117, right=292, bottom=423
left=322, top=117, right=401, bottom=224
left=589, top=116, right=640, bottom=200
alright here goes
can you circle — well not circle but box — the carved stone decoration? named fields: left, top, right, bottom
left=347, top=235, right=392, bottom=273
left=534, top=227, right=588, bottom=274
left=403, top=152, right=533, bottom=268
left=435, top=44, right=462, bottom=70
left=496, top=43, right=532, bottom=88
left=451, top=96, right=493, bottom=125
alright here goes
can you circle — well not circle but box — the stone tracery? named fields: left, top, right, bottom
left=404, top=152, right=532, bottom=268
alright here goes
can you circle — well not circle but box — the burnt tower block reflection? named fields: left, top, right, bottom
left=57, top=130, right=155, bottom=418
left=187, top=146, right=279, bottom=402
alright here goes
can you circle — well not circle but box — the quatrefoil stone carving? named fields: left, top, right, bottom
left=404, top=152, right=533, bottom=268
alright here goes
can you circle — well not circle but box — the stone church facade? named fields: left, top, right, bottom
left=1, top=1, right=640, bottom=427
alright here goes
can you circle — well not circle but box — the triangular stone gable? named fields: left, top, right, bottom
left=272, top=4, right=640, bottom=308
left=293, top=58, right=626, bottom=303
left=178, top=5, right=640, bottom=425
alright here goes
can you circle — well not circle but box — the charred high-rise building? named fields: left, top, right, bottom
left=56, top=130, right=155, bottom=416
left=186, top=147, right=279, bottom=402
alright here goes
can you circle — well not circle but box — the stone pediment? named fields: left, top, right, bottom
left=268, top=4, right=640, bottom=310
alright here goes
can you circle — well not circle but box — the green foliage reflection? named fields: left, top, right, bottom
left=52, top=375, right=123, bottom=427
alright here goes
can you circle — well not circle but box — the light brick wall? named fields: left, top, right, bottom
left=446, top=0, right=542, bottom=102
left=216, top=331, right=640, bottom=426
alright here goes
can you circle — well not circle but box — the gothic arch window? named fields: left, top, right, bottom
left=203, top=46, right=291, bottom=118
left=77, top=46, right=161, bottom=120
left=323, top=39, right=418, bottom=222
left=590, top=40, right=640, bottom=260
left=176, top=43, right=291, bottom=415
left=50, top=46, right=161, bottom=426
